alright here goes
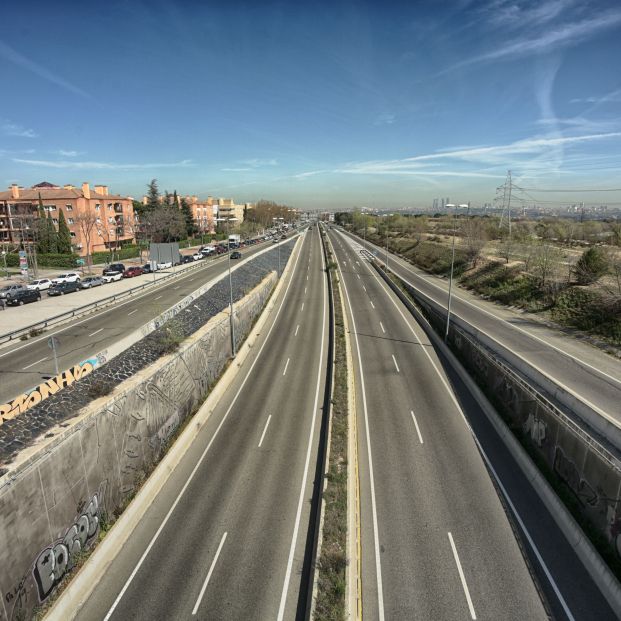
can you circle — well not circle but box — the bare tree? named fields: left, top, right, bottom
left=74, top=208, right=99, bottom=271
left=142, top=206, right=187, bottom=243
left=460, top=217, right=487, bottom=267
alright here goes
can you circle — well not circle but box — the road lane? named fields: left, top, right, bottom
left=336, top=227, right=621, bottom=428
left=0, top=240, right=282, bottom=404
left=328, top=227, right=548, bottom=620
left=73, top=225, right=329, bottom=620
left=331, top=227, right=617, bottom=620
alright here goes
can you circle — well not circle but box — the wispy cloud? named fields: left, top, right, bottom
left=0, top=41, right=90, bottom=99
left=292, top=131, right=621, bottom=181
left=221, top=167, right=252, bottom=172
left=241, top=158, right=278, bottom=167
left=57, top=150, right=82, bottom=157
left=2, top=120, right=37, bottom=138
left=444, top=9, right=621, bottom=72
left=12, top=158, right=194, bottom=170
left=374, top=113, right=396, bottom=126
left=570, top=88, right=621, bottom=105
left=483, top=0, right=577, bottom=28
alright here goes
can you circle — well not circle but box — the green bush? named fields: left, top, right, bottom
left=38, top=253, right=81, bottom=268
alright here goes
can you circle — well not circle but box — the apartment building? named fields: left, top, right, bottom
left=0, top=182, right=135, bottom=256
left=183, top=195, right=216, bottom=234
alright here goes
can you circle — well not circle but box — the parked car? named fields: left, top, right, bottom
left=6, top=288, right=41, bottom=306
left=52, top=271, right=81, bottom=284
left=142, top=263, right=154, bottom=273
left=179, top=255, right=193, bottom=264
left=0, top=284, right=25, bottom=300
left=27, top=278, right=52, bottom=291
left=156, top=261, right=173, bottom=270
left=48, top=281, right=80, bottom=296
left=102, top=272, right=123, bottom=283
left=79, top=276, right=104, bottom=289
left=199, top=246, right=215, bottom=256
left=230, top=251, right=242, bottom=259
left=102, top=263, right=126, bottom=276
left=281, top=234, right=287, bottom=239
left=123, top=266, right=144, bottom=278
left=192, top=253, right=202, bottom=261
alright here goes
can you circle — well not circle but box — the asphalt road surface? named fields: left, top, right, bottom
left=72, top=225, right=329, bottom=620
left=337, top=227, right=621, bottom=432
left=328, top=227, right=616, bottom=621
left=0, top=240, right=279, bottom=404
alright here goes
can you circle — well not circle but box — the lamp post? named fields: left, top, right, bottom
left=216, top=215, right=239, bottom=356
left=443, top=203, right=468, bottom=343
left=273, top=216, right=284, bottom=275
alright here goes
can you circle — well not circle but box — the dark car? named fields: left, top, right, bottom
left=181, top=255, right=194, bottom=264
left=103, top=263, right=126, bottom=276
left=123, top=266, right=144, bottom=278
left=142, top=263, right=153, bottom=273
left=5, top=288, right=41, bottom=306
left=230, top=251, right=242, bottom=259
left=48, top=281, right=80, bottom=296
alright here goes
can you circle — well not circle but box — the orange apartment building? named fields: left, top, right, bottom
left=0, top=181, right=135, bottom=256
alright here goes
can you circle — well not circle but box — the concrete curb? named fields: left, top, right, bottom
left=376, top=264, right=621, bottom=617
left=44, top=235, right=304, bottom=621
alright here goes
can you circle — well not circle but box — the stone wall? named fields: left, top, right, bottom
left=0, top=270, right=278, bottom=621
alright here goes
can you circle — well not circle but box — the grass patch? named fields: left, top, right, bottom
left=315, top=231, right=349, bottom=620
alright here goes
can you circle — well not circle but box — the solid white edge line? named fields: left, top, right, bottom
left=102, top=229, right=307, bottom=621
left=277, top=226, right=327, bottom=621
left=410, top=411, right=424, bottom=444
left=22, top=356, right=48, bottom=370
left=391, top=354, right=400, bottom=373
left=191, top=532, right=228, bottom=615
left=448, top=532, right=477, bottom=620
left=258, top=415, right=272, bottom=448
left=283, top=357, right=290, bottom=376
left=330, top=232, right=386, bottom=620
left=342, top=230, right=576, bottom=619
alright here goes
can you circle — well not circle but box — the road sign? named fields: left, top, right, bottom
left=76, top=258, right=85, bottom=266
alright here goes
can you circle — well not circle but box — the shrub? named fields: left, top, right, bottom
left=574, top=247, right=609, bottom=285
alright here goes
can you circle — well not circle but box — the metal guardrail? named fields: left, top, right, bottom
left=0, top=252, right=230, bottom=345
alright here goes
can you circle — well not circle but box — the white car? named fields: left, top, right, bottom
left=28, top=278, right=52, bottom=291
left=156, top=261, right=173, bottom=270
left=102, top=272, right=123, bottom=283
left=52, top=272, right=81, bottom=284
left=192, top=253, right=202, bottom=261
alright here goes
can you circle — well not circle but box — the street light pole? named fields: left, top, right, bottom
left=216, top=215, right=238, bottom=356
left=443, top=203, right=468, bottom=343
left=273, top=216, right=284, bottom=275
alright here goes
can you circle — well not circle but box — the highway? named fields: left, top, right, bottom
left=0, top=239, right=281, bottom=405
left=327, top=227, right=616, bottom=620
left=337, top=227, right=621, bottom=432
left=72, top=225, right=329, bottom=620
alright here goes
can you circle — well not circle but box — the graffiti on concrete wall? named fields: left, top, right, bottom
left=32, top=487, right=104, bottom=603
left=553, top=446, right=599, bottom=507
left=524, top=412, right=547, bottom=447
left=0, top=355, right=104, bottom=425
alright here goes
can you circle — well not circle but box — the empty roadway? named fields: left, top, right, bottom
left=337, top=227, right=621, bottom=432
left=328, top=227, right=616, bottom=620
left=72, top=225, right=329, bottom=620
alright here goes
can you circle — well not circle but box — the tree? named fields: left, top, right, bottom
left=142, top=206, right=187, bottom=243
left=57, top=209, right=72, bottom=253
left=460, top=217, right=487, bottom=267
left=35, top=195, right=50, bottom=254
left=574, top=246, right=609, bottom=285
left=74, top=208, right=98, bottom=270
left=46, top=213, right=58, bottom=254
left=145, top=179, right=160, bottom=211
left=180, top=197, right=196, bottom=238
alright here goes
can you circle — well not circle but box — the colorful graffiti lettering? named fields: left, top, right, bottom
left=0, top=357, right=100, bottom=425
left=32, top=492, right=101, bottom=601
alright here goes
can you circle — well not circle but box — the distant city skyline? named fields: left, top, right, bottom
left=1, top=0, right=621, bottom=209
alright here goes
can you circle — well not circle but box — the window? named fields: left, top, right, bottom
left=52, top=218, right=58, bottom=224
left=108, top=217, right=114, bottom=224
left=68, top=218, right=74, bottom=224
left=45, top=205, right=56, bottom=211
left=95, top=204, right=100, bottom=210
left=107, top=204, right=112, bottom=211
left=70, top=232, right=76, bottom=238
left=65, top=204, right=73, bottom=211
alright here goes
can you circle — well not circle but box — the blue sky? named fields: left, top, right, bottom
left=1, top=0, right=621, bottom=209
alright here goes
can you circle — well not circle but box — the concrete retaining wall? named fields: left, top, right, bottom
left=381, top=264, right=621, bottom=572
left=0, top=272, right=276, bottom=621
